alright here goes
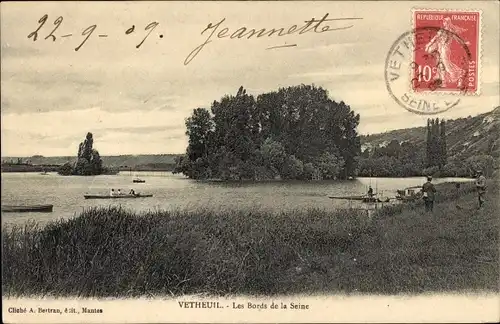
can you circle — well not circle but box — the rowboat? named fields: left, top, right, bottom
left=328, top=195, right=390, bottom=203
left=83, top=194, right=153, bottom=199
left=1, top=204, right=54, bottom=213
left=132, top=179, right=146, bottom=183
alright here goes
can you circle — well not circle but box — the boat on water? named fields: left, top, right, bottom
left=396, top=186, right=423, bottom=202
left=2, top=204, right=54, bottom=213
left=328, top=195, right=390, bottom=203
left=133, top=179, right=146, bottom=183
left=84, top=194, right=153, bottom=199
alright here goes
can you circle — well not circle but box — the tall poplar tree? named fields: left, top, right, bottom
left=439, top=119, right=447, bottom=168
left=425, top=118, right=447, bottom=169
left=73, top=132, right=103, bottom=175
left=426, top=119, right=432, bottom=167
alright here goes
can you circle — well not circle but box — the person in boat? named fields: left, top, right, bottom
left=129, top=189, right=136, bottom=196
left=367, top=186, right=374, bottom=197
left=117, top=189, right=123, bottom=195
left=421, top=176, right=437, bottom=212
left=475, top=170, right=486, bottom=208
left=110, top=189, right=115, bottom=196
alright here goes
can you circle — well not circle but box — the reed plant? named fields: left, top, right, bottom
left=2, top=181, right=498, bottom=297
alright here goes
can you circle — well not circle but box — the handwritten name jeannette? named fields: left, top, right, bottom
left=184, top=13, right=362, bottom=65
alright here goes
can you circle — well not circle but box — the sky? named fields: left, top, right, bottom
left=1, top=1, right=499, bottom=156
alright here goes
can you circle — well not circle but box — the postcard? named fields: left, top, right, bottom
left=1, top=1, right=499, bottom=323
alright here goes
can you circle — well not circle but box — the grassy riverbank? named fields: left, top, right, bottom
left=2, top=181, right=498, bottom=297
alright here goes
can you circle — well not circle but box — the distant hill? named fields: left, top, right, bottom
left=2, top=154, right=182, bottom=171
left=360, top=106, right=500, bottom=161
left=3, top=107, right=499, bottom=173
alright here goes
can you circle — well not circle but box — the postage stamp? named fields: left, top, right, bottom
left=384, top=9, right=482, bottom=115
left=411, top=9, right=481, bottom=95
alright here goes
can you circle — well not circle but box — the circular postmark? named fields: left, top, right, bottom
left=384, top=26, right=472, bottom=115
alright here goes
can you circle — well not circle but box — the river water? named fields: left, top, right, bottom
left=1, top=172, right=473, bottom=227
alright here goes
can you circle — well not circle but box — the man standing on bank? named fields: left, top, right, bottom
left=422, top=176, right=437, bottom=212
left=475, top=170, right=486, bottom=208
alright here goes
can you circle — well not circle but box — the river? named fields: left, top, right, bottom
left=1, top=172, right=474, bottom=227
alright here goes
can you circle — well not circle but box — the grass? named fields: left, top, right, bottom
left=2, top=181, right=498, bottom=297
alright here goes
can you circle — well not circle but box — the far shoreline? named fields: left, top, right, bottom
left=1, top=169, right=478, bottom=182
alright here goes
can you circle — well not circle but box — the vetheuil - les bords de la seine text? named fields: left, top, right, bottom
left=178, top=301, right=310, bottom=310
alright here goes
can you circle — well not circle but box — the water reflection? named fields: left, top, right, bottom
left=1, top=171, right=473, bottom=227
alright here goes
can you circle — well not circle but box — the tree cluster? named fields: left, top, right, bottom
left=358, top=116, right=496, bottom=178
left=426, top=118, right=447, bottom=169
left=174, top=85, right=361, bottom=180
left=431, top=154, right=496, bottom=178
left=58, top=132, right=104, bottom=176
left=358, top=119, right=450, bottom=177
left=357, top=140, right=426, bottom=177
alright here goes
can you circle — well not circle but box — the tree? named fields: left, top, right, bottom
left=422, top=165, right=440, bottom=177
left=303, top=162, right=321, bottom=180
left=426, top=119, right=432, bottom=167
left=58, top=162, right=73, bottom=176
left=386, top=140, right=401, bottom=158
left=281, top=155, right=304, bottom=179
left=78, top=132, right=94, bottom=162
left=91, top=149, right=103, bottom=174
left=317, top=152, right=345, bottom=180
left=260, top=138, right=286, bottom=177
left=426, top=118, right=447, bottom=169
left=60, top=132, right=104, bottom=176
left=173, top=155, right=192, bottom=176
left=179, top=84, right=361, bottom=181
left=185, top=108, right=214, bottom=162
left=209, top=86, right=258, bottom=179
left=441, top=159, right=468, bottom=177
left=432, top=118, right=441, bottom=168
left=439, top=119, right=447, bottom=168
left=465, top=155, right=495, bottom=177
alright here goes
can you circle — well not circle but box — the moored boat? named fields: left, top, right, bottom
left=83, top=194, right=153, bottom=199
left=132, top=179, right=146, bottom=183
left=396, top=186, right=423, bottom=201
left=329, top=195, right=370, bottom=201
left=329, top=194, right=391, bottom=203
left=1, top=204, right=54, bottom=213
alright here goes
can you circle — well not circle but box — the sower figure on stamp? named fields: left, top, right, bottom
left=422, top=176, right=437, bottom=212
left=475, top=170, right=486, bottom=208
left=424, top=17, right=468, bottom=88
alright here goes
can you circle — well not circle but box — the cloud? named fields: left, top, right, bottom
left=99, top=125, right=184, bottom=135
left=0, top=44, right=41, bottom=59
left=1, top=1, right=498, bottom=155
left=2, top=107, right=186, bottom=135
left=1, top=108, right=189, bottom=156
left=288, top=64, right=381, bottom=81
left=9, top=72, right=101, bottom=90
left=298, top=41, right=368, bottom=52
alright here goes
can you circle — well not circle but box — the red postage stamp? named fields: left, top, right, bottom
left=412, top=9, right=481, bottom=94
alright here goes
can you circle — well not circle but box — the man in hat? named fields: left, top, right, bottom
left=475, top=170, right=486, bottom=208
left=422, top=176, right=437, bottom=212
left=367, top=185, right=374, bottom=197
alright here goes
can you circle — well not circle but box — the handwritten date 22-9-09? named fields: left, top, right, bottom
left=27, top=14, right=160, bottom=51
left=27, top=13, right=362, bottom=64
